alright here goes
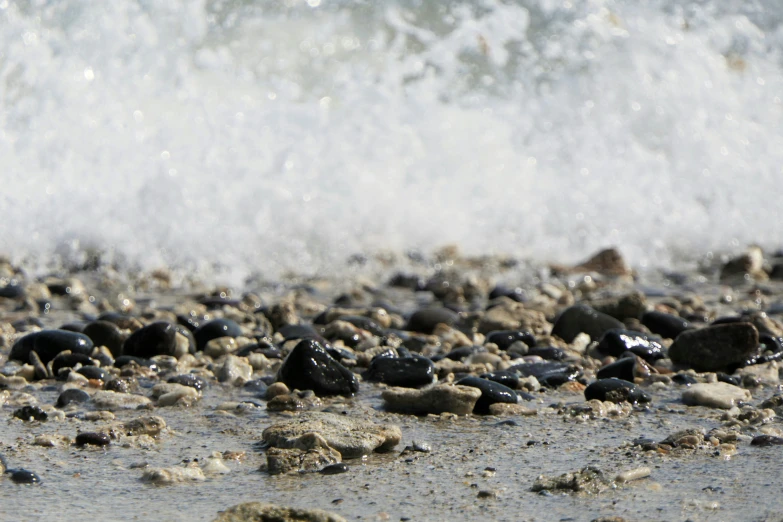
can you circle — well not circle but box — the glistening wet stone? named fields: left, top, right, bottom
left=584, top=378, right=651, bottom=404
left=51, top=353, right=95, bottom=377
left=194, top=318, right=243, bottom=351
left=596, top=357, right=636, bottom=382
left=509, top=362, right=582, bottom=387
left=364, top=356, right=435, bottom=388
left=57, top=388, right=91, bottom=407
left=13, top=406, right=48, bottom=422
left=83, top=320, right=125, bottom=357
left=486, top=330, right=536, bottom=350
left=455, top=376, right=518, bottom=414
left=75, top=432, right=111, bottom=447
left=123, top=321, right=178, bottom=358
left=641, top=311, right=692, bottom=339
left=168, top=374, right=207, bottom=391
left=668, top=323, right=759, bottom=372
left=277, top=339, right=359, bottom=397
left=596, top=329, right=665, bottom=362
left=10, top=330, right=93, bottom=364
left=8, top=469, right=41, bottom=485
left=480, top=371, right=520, bottom=389
left=551, top=305, right=624, bottom=343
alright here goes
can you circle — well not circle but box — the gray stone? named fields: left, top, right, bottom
left=213, top=502, right=347, bottom=522
left=91, top=390, right=152, bottom=411
left=381, top=384, right=481, bottom=415
left=669, top=323, right=758, bottom=372
left=266, top=433, right=341, bottom=475
left=216, top=355, right=253, bottom=385
left=682, top=382, right=752, bottom=409
left=262, top=413, right=401, bottom=459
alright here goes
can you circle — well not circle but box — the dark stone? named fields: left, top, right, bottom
left=584, top=378, right=651, bottom=404
left=167, top=374, right=207, bottom=391
left=406, top=308, right=459, bottom=334
left=104, top=378, right=134, bottom=394
left=442, top=346, right=480, bottom=362
left=8, top=469, right=41, bottom=484
left=488, top=286, right=527, bottom=302
left=751, top=435, right=783, bottom=446
left=671, top=373, right=698, bottom=385
left=176, top=314, right=200, bottom=332
left=339, top=316, right=385, bottom=336
left=277, top=324, right=323, bottom=342
left=388, top=272, right=426, bottom=291
left=668, top=323, right=759, bottom=372
left=364, top=356, right=435, bottom=388
left=56, top=388, right=91, bottom=407
left=319, top=463, right=349, bottom=475
left=486, top=330, right=536, bottom=350
left=10, top=330, right=93, bottom=365
left=194, top=318, right=243, bottom=351
left=760, top=334, right=783, bottom=353
left=527, top=347, right=566, bottom=361
left=641, top=311, right=693, bottom=339
left=596, top=329, right=665, bottom=362
left=326, top=346, right=356, bottom=362
left=75, top=432, right=111, bottom=447
left=277, top=339, right=359, bottom=397
left=83, top=321, right=125, bottom=357
left=717, top=373, right=742, bottom=387
left=123, top=322, right=177, bottom=358
left=236, top=343, right=281, bottom=359
left=0, top=283, right=24, bottom=299
left=509, top=362, right=582, bottom=388
left=596, top=358, right=636, bottom=383
left=13, top=405, right=47, bottom=422
left=59, top=322, right=88, bottom=333
left=551, top=305, right=624, bottom=343
left=114, top=356, right=157, bottom=370
left=455, top=376, right=518, bottom=414
left=77, top=366, right=109, bottom=381
left=480, top=371, right=520, bottom=390
left=243, top=379, right=268, bottom=394
left=51, top=353, right=95, bottom=378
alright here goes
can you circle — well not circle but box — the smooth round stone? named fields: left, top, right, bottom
left=596, top=357, right=636, bottom=382
left=167, top=374, right=207, bottom=391
left=551, top=305, right=624, bottom=344
left=75, top=432, right=111, bottom=447
left=13, top=405, right=48, bottom=422
left=77, top=366, right=109, bottom=381
left=319, top=463, right=349, bottom=475
left=10, top=330, right=93, bottom=364
left=671, top=373, right=699, bottom=385
left=480, top=371, right=520, bottom=390
left=83, top=321, right=125, bottom=357
left=57, top=388, right=91, bottom=407
left=509, top=362, right=582, bottom=388
left=596, top=329, right=665, bottom=362
left=641, top=311, right=693, bottom=340
left=668, top=323, right=759, bottom=373
left=584, top=378, right=651, bottom=404
left=9, top=469, right=41, bottom=485
left=455, top=376, right=518, bottom=414
left=278, top=339, right=359, bottom=397
left=194, top=319, right=243, bottom=351
left=0, top=283, right=24, bottom=298
left=488, top=286, right=527, bottom=302
left=441, top=346, right=480, bottom=362
left=243, top=379, right=269, bottom=394
left=364, top=356, right=435, bottom=388
left=51, top=353, right=95, bottom=377
left=486, top=330, right=536, bottom=350
left=751, top=435, right=783, bottom=446
left=527, top=347, right=566, bottom=361
left=123, top=322, right=177, bottom=358
left=405, top=308, right=459, bottom=334
left=176, top=314, right=201, bottom=332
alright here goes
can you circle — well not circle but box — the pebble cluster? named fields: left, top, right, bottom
left=2, top=246, right=783, bottom=520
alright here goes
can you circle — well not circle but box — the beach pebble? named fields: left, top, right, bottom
left=480, top=371, right=520, bottom=389
left=478, top=301, right=548, bottom=334
left=83, top=321, right=125, bottom=357
left=750, top=435, right=783, bottom=446
left=263, top=413, right=401, bottom=459
left=382, top=384, right=481, bottom=415
left=596, top=357, right=638, bottom=382
left=10, top=330, right=93, bottom=364
left=75, top=432, right=111, bottom=446
left=277, top=340, right=358, bottom=397
left=33, top=434, right=72, bottom=447
left=266, top=442, right=341, bottom=475
left=584, top=378, right=651, bottom=404
left=510, top=361, right=582, bottom=388
left=194, top=319, right=243, bottom=351
left=615, top=466, right=651, bottom=483
left=91, top=390, right=152, bottom=411
left=213, top=502, right=347, bottom=522
left=8, top=469, right=42, bottom=485
left=486, top=330, right=536, bottom=350
left=155, top=383, right=199, bottom=407
left=682, top=382, right=751, bottom=409
left=641, top=311, right=692, bottom=339
left=364, top=356, right=435, bottom=388
left=596, top=330, right=665, bottom=362
left=202, top=454, right=231, bottom=475
left=551, top=305, right=624, bottom=344
left=141, top=465, right=205, bottom=484
left=77, top=366, right=108, bottom=381
left=455, top=376, right=518, bottom=414
left=216, top=355, right=253, bottom=385
left=531, top=466, right=609, bottom=494
left=122, top=416, right=167, bottom=437
left=13, top=405, right=47, bottom=422
left=406, top=308, right=458, bottom=334
left=167, top=374, right=207, bottom=391
left=123, top=322, right=178, bottom=358
left=669, top=323, right=758, bottom=372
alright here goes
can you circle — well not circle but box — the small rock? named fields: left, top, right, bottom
left=531, top=466, right=609, bottom=494
left=615, top=467, right=651, bottom=483
left=202, top=454, right=231, bottom=475
left=455, top=377, right=518, bottom=414
left=669, top=323, right=759, bottom=372
left=8, top=469, right=42, bottom=485
left=509, top=361, right=582, bottom=388
left=596, top=329, right=665, bottom=362
left=682, top=382, right=751, bottom=409
left=485, top=330, right=536, bottom=350
left=382, top=384, right=481, bottom=415
left=406, top=308, right=458, bottom=334
left=584, top=378, right=651, bottom=404
left=750, top=435, right=783, bottom=446
left=123, top=322, right=178, bottom=358
left=551, top=305, right=624, bottom=344
left=13, top=405, right=47, bottom=422
left=10, top=330, right=94, bottom=364
left=194, top=319, right=243, bottom=351
left=142, top=465, right=205, bottom=484
left=213, top=502, right=347, bottom=522
left=641, top=311, right=692, bottom=340
left=75, top=432, right=111, bottom=446
left=364, top=356, right=435, bottom=388
left=572, top=248, right=631, bottom=276
left=91, top=390, right=152, bottom=411
left=122, top=416, right=167, bottom=437
left=167, top=374, right=207, bottom=391
left=319, top=463, right=349, bottom=475
left=480, top=371, right=520, bottom=389
left=216, top=355, right=253, bottom=385
left=277, top=340, right=358, bottom=397
left=83, top=321, right=125, bottom=357
left=33, top=434, right=72, bottom=447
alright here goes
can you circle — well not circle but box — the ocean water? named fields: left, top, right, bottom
left=1, top=0, right=782, bottom=281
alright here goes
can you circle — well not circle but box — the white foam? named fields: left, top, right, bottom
left=1, top=0, right=782, bottom=282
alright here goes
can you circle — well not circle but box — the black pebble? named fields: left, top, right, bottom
left=277, top=339, right=359, bottom=397
left=77, top=366, right=109, bottom=381
left=551, top=305, right=624, bottom=344
left=480, top=371, right=519, bottom=389
left=167, top=374, right=207, bottom=391
left=56, top=388, right=91, bottom=408
left=672, top=373, right=699, bottom=385
left=194, top=319, right=243, bottom=351
left=584, top=378, right=651, bottom=404
left=596, top=329, right=665, bottom=362
left=405, top=308, right=458, bottom=334
left=319, top=463, right=349, bottom=475
left=13, top=405, right=47, bottom=422
left=596, top=357, right=636, bottom=383
left=509, top=362, right=582, bottom=388
left=114, top=356, right=157, bottom=371
left=10, top=330, right=93, bottom=364
left=123, top=322, right=178, bottom=358
left=83, top=321, right=125, bottom=357
left=641, top=311, right=692, bottom=339
left=75, top=432, right=111, bottom=447
left=364, top=356, right=435, bottom=388
left=456, top=376, right=518, bottom=414
left=486, top=330, right=536, bottom=350
left=9, top=469, right=41, bottom=484
left=527, top=347, right=566, bottom=361
left=751, top=435, right=783, bottom=446
left=340, top=316, right=385, bottom=336
left=51, top=353, right=95, bottom=378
